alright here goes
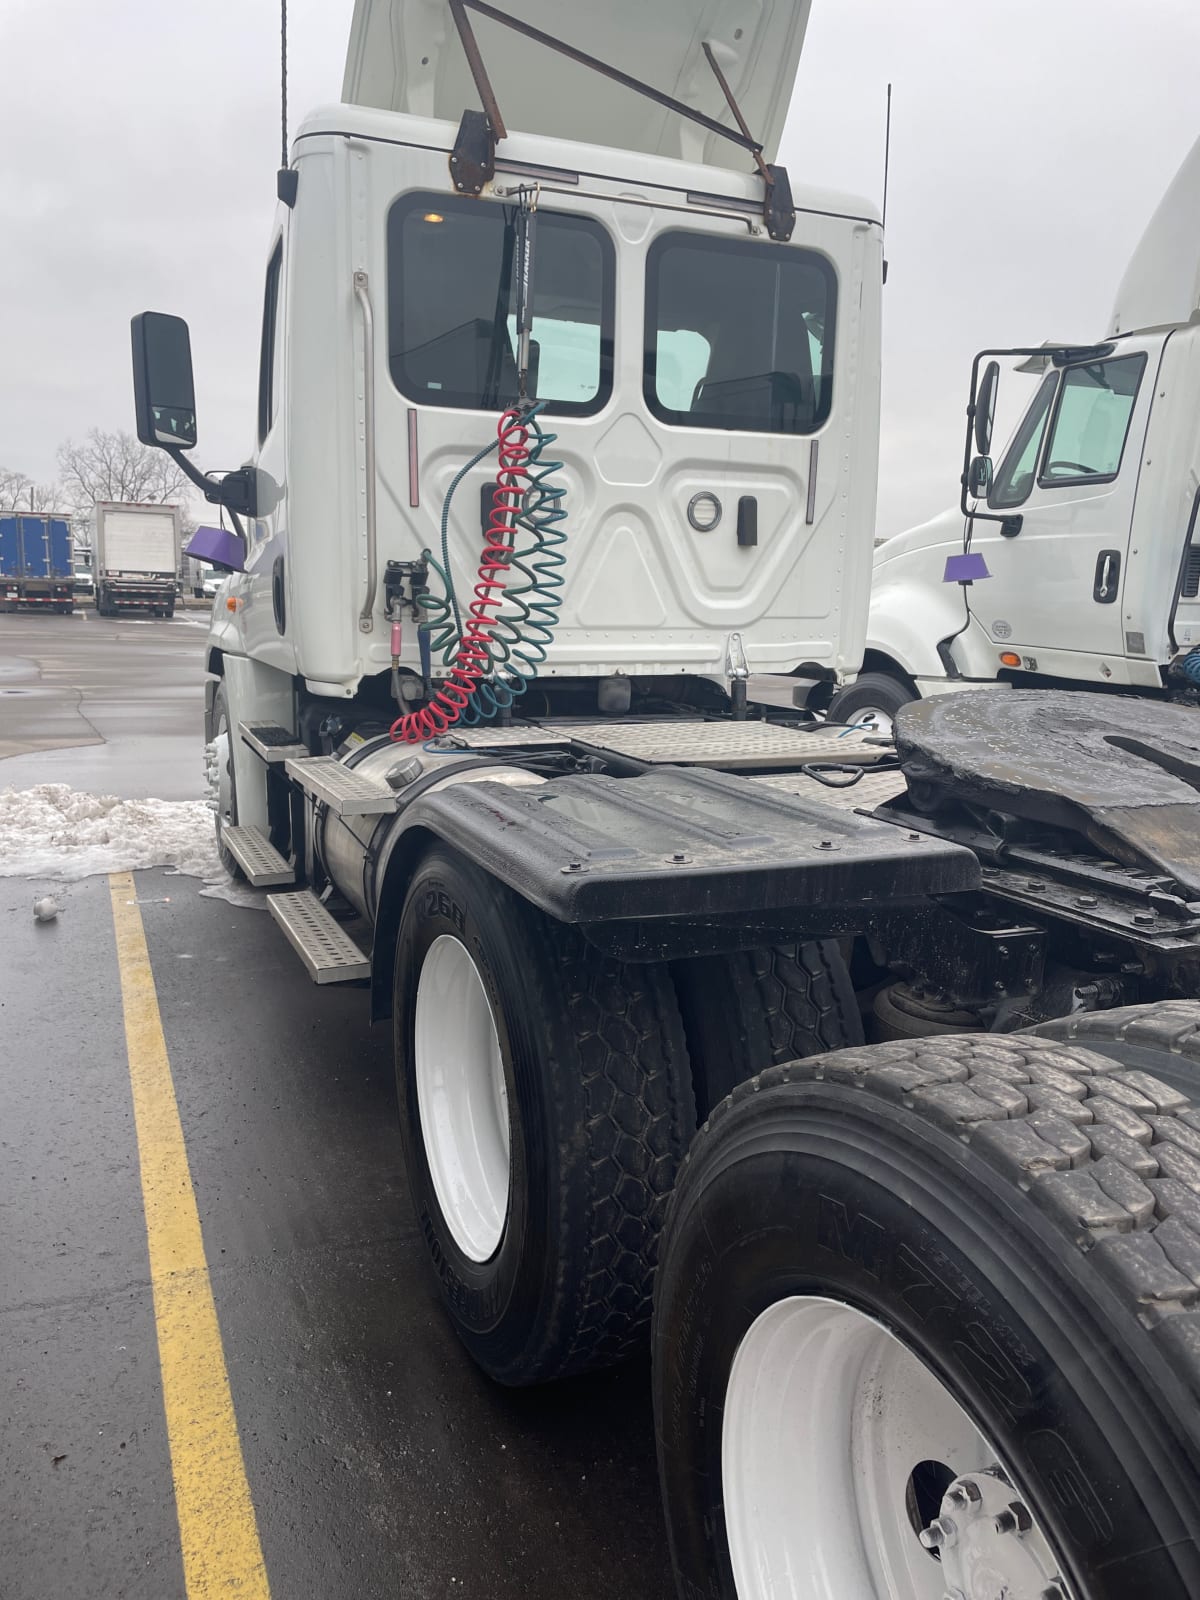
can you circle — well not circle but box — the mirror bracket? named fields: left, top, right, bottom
left=163, top=447, right=257, bottom=533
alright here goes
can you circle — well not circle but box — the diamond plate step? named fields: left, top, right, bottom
left=266, top=890, right=370, bottom=983
left=284, top=755, right=398, bottom=816
left=545, top=720, right=892, bottom=769
left=239, top=721, right=308, bottom=763
left=222, top=825, right=295, bottom=886
left=752, top=768, right=908, bottom=811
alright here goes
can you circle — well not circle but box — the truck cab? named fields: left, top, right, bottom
left=830, top=132, right=1200, bottom=728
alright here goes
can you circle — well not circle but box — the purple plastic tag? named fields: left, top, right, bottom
left=185, top=524, right=245, bottom=572
left=943, top=551, right=990, bottom=583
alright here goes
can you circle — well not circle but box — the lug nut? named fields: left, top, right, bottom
left=993, top=1501, right=1032, bottom=1535
left=918, top=1515, right=957, bottom=1550
left=944, top=1479, right=982, bottom=1509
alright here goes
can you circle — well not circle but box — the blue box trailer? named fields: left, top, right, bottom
left=0, top=514, right=75, bottom=612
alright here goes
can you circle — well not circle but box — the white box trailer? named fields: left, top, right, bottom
left=94, top=501, right=181, bottom=616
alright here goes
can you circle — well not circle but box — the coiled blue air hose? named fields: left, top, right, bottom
left=417, top=404, right=568, bottom=721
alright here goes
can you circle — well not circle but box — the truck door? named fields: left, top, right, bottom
left=18, top=516, right=49, bottom=579
left=968, top=340, right=1163, bottom=666
left=0, top=517, right=18, bottom=582
left=48, top=518, right=72, bottom=578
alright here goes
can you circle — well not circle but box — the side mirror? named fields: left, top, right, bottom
left=974, top=359, right=1000, bottom=457
left=967, top=455, right=993, bottom=499
left=131, top=312, right=197, bottom=450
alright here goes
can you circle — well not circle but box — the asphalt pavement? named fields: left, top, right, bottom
left=0, top=610, right=675, bottom=1600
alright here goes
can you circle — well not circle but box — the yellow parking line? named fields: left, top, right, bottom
left=109, top=871, right=270, bottom=1598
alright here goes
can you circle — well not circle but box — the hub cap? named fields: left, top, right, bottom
left=413, top=935, right=511, bottom=1262
left=721, top=1297, right=1070, bottom=1600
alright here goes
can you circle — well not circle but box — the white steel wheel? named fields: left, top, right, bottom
left=722, top=1296, right=1069, bottom=1600
left=851, top=704, right=894, bottom=737
left=413, top=934, right=511, bottom=1263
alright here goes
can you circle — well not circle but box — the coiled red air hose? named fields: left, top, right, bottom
left=390, top=408, right=530, bottom=743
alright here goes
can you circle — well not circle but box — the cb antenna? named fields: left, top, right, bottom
left=277, top=0, right=298, bottom=206
left=881, top=82, right=892, bottom=281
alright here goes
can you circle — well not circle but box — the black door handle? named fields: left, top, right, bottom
left=1093, top=549, right=1120, bottom=603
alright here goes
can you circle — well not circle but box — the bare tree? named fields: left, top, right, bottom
left=0, top=468, right=60, bottom=513
left=56, top=428, right=189, bottom=513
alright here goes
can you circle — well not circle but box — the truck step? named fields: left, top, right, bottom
left=222, top=825, right=295, bottom=886
left=239, top=721, right=309, bottom=763
left=266, top=890, right=370, bottom=983
left=284, top=755, right=399, bottom=816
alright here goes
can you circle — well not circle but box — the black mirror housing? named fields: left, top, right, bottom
left=131, top=312, right=198, bottom=451
left=967, top=455, right=993, bottom=499
left=974, top=359, right=1000, bottom=457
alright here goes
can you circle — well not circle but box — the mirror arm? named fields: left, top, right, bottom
left=162, top=446, right=253, bottom=541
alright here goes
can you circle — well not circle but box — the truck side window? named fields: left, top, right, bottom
left=988, top=373, right=1057, bottom=509
left=644, top=233, right=836, bottom=435
left=387, top=195, right=614, bottom=416
left=1038, top=353, right=1146, bottom=486
left=258, top=242, right=284, bottom=445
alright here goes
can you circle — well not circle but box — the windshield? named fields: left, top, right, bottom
left=988, top=373, right=1057, bottom=509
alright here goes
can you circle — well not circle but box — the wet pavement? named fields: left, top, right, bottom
left=0, top=613, right=674, bottom=1599
left=0, top=608, right=209, bottom=797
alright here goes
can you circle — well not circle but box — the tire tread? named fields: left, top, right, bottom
left=681, top=1015, right=1200, bottom=1395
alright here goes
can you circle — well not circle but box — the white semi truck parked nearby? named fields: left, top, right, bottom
left=131, top=3, right=1200, bottom=1596
left=826, top=133, right=1200, bottom=733
left=93, top=500, right=181, bottom=617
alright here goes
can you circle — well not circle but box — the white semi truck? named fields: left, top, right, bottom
left=827, top=134, right=1200, bottom=733
left=131, top=4, right=1200, bottom=1596
left=93, top=500, right=181, bottom=616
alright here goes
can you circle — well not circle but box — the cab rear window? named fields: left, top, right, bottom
left=387, top=193, right=614, bottom=416
left=645, top=233, right=836, bottom=434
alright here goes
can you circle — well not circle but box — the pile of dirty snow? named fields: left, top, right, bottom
left=0, top=784, right=259, bottom=905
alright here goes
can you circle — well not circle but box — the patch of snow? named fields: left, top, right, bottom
left=0, top=783, right=264, bottom=908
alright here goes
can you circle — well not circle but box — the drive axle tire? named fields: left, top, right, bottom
left=826, top=670, right=914, bottom=735
left=1033, top=1000, right=1200, bottom=1097
left=394, top=845, right=696, bottom=1385
left=672, top=942, right=863, bottom=1117
left=654, top=1032, right=1200, bottom=1600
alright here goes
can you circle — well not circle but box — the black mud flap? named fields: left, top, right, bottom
left=398, top=765, right=976, bottom=958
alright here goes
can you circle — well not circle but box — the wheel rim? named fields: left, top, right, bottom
left=211, top=717, right=234, bottom=841
left=413, top=934, right=511, bottom=1263
left=852, top=705, right=893, bottom=737
left=722, top=1297, right=1070, bottom=1600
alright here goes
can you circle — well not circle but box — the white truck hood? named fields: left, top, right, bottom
left=342, top=0, right=811, bottom=171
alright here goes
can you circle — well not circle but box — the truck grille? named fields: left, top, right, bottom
left=1183, top=546, right=1200, bottom=598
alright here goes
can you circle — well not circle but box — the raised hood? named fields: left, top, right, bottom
left=342, top=0, right=812, bottom=172
left=1110, top=134, right=1200, bottom=337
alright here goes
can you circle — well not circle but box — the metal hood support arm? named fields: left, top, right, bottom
left=445, top=0, right=795, bottom=239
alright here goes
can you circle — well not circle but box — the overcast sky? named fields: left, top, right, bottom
left=1, top=0, right=1196, bottom=536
